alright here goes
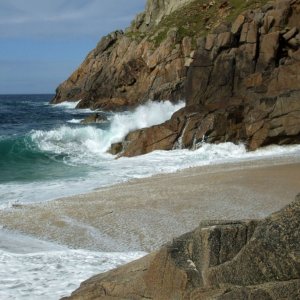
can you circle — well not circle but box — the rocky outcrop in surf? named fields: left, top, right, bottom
left=111, top=0, right=300, bottom=156
left=62, top=194, right=300, bottom=299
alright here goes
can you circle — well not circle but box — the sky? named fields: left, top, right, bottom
left=0, top=0, right=146, bottom=94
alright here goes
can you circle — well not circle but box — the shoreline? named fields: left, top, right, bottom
left=1, top=155, right=300, bottom=252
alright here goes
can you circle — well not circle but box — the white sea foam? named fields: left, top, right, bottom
left=0, top=247, right=145, bottom=300
left=1, top=100, right=300, bottom=206
left=51, top=100, right=100, bottom=114
left=0, top=225, right=145, bottom=300
left=31, top=100, right=185, bottom=160
left=51, top=100, right=95, bottom=114
left=52, top=100, right=81, bottom=109
left=67, top=118, right=84, bottom=124
left=2, top=142, right=300, bottom=207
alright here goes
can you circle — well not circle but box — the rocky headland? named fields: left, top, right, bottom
left=63, top=193, right=300, bottom=300
left=51, top=0, right=198, bottom=110
left=52, top=0, right=300, bottom=157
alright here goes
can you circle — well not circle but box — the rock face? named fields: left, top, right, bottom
left=111, top=0, right=300, bottom=156
left=51, top=30, right=188, bottom=110
left=133, top=0, right=194, bottom=32
left=185, top=0, right=300, bottom=150
left=63, top=194, right=300, bottom=300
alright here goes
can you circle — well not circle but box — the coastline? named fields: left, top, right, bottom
left=1, top=155, right=300, bottom=253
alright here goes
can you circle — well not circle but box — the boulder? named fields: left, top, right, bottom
left=283, top=27, right=298, bottom=41
left=63, top=194, right=300, bottom=300
left=257, top=31, right=280, bottom=71
left=231, top=14, right=245, bottom=35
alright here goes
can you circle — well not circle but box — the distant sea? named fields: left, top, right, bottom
left=1, top=94, right=300, bottom=299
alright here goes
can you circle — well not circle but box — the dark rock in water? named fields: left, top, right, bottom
left=80, top=113, right=108, bottom=124
left=109, top=142, right=123, bottom=156
left=62, top=194, right=300, bottom=299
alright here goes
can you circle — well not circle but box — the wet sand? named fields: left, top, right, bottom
left=1, top=157, right=300, bottom=252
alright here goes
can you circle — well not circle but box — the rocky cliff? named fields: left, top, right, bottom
left=51, top=0, right=272, bottom=110
left=52, top=0, right=300, bottom=155
left=51, top=0, right=198, bottom=110
left=110, top=0, right=300, bottom=156
left=62, top=194, right=300, bottom=299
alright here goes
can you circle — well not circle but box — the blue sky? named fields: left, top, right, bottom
left=0, top=0, right=146, bottom=94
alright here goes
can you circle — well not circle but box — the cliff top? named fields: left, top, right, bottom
left=128, top=0, right=270, bottom=46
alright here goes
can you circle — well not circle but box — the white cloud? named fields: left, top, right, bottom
left=0, top=0, right=146, bottom=37
left=0, top=0, right=147, bottom=93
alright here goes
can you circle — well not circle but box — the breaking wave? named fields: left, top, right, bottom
left=31, top=100, right=185, bottom=161
left=1, top=98, right=300, bottom=206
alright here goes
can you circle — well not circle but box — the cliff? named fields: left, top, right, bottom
left=52, top=0, right=300, bottom=154
left=51, top=0, right=273, bottom=110
left=62, top=194, right=300, bottom=299
left=51, top=0, right=197, bottom=110
left=110, top=0, right=300, bottom=156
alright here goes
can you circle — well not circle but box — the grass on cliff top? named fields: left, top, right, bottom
left=145, top=0, right=269, bottom=48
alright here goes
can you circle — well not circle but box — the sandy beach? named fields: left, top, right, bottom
left=1, top=156, right=300, bottom=253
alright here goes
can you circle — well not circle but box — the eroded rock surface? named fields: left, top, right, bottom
left=63, top=194, right=300, bottom=300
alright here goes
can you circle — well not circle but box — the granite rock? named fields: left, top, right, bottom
left=113, top=0, right=300, bottom=156
left=63, top=194, right=300, bottom=300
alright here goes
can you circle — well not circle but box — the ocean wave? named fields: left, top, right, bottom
left=2, top=142, right=300, bottom=206
left=52, top=100, right=81, bottom=109
left=0, top=247, right=145, bottom=300
left=51, top=100, right=96, bottom=114
left=0, top=100, right=184, bottom=184
left=0, top=135, right=83, bottom=183
left=1, top=99, right=300, bottom=206
left=31, top=100, right=185, bottom=162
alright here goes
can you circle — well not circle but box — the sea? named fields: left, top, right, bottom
left=1, top=94, right=300, bottom=299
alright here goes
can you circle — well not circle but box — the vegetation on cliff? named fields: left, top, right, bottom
left=145, top=0, right=270, bottom=47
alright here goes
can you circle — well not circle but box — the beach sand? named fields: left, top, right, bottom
left=1, top=157, right=300, bottom=252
